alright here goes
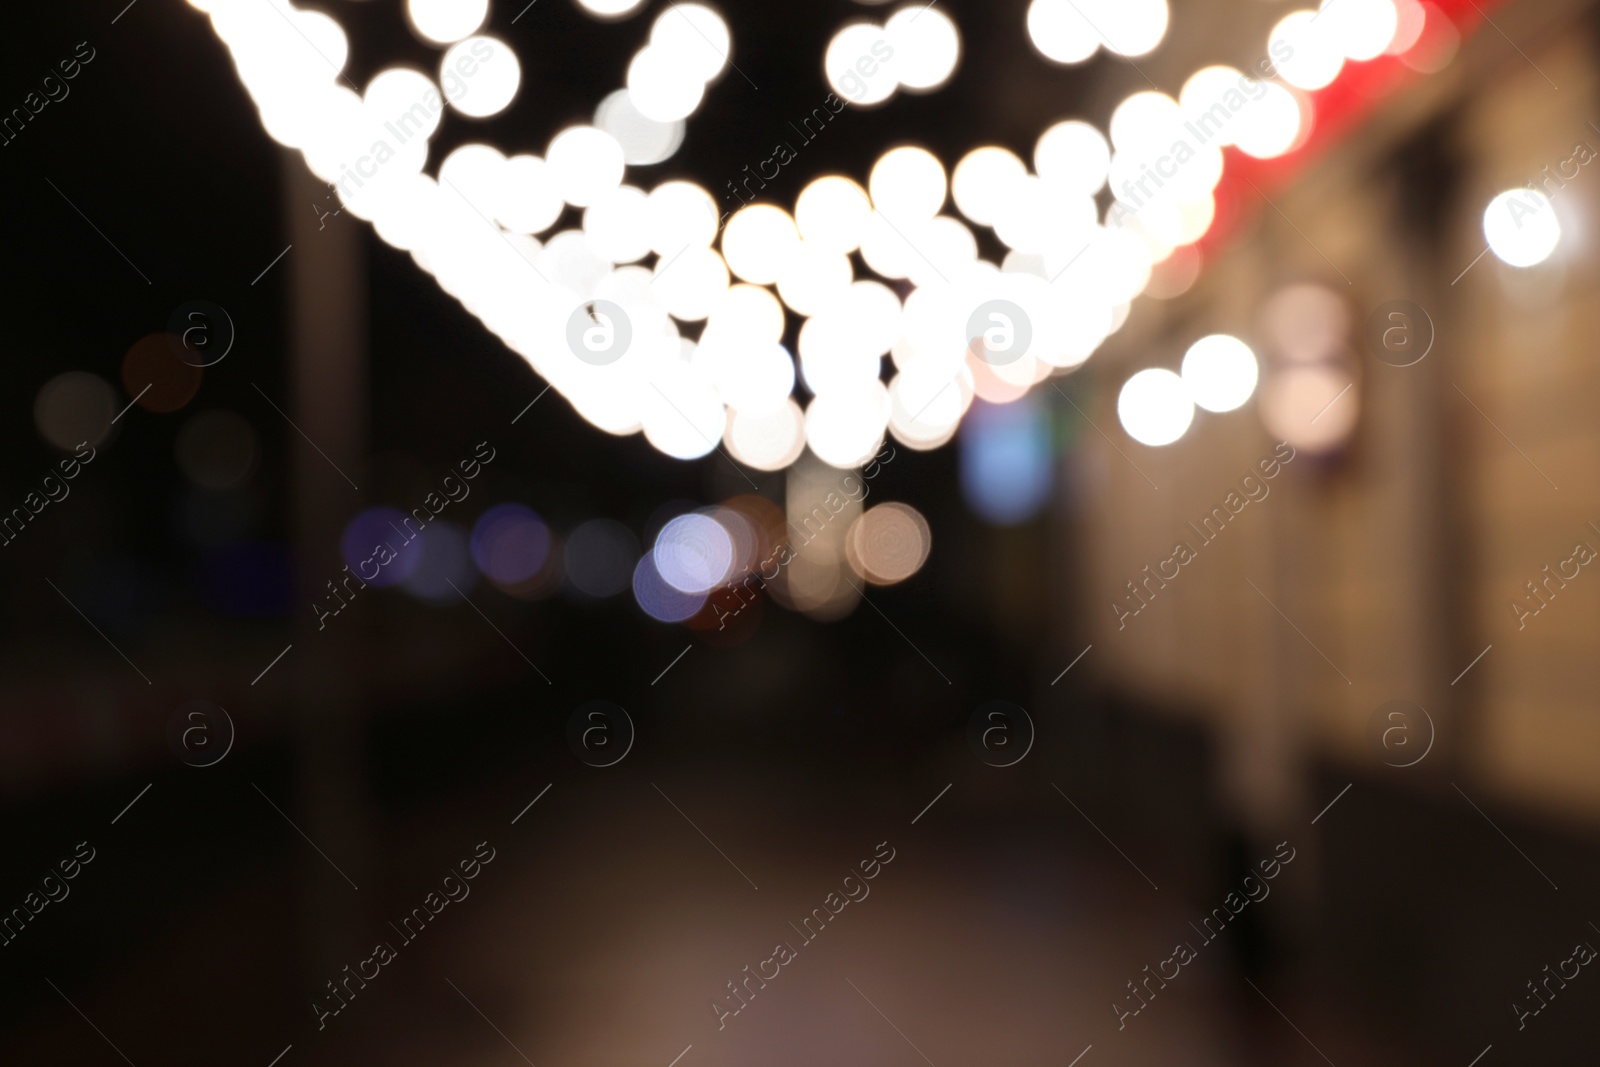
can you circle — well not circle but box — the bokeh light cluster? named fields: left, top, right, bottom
left=335, top=489, right=932, bottom=628
left=199, top=0, right=1445, bottom=477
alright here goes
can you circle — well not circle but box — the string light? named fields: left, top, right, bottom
left=205, top=0, right=1441, bottom=475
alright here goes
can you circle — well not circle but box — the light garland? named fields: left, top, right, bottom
left=193, top=0, right=1408, bottom=471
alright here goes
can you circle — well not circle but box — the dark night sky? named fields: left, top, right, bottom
left=0, top=0, right=1109, bottom=685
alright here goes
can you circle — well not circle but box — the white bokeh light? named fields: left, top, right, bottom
left=1095, top=0, right=1170, bottom=57
left=994, top=176, right=1096, bottom=254
left=1484, top=189, right=1561, bottom=268
left=952, top=147, right=1027, bottom=227
left=439, top=143, right=508, bottom=220
left=498, top=155, right=565, bottom=234
left=364, top=68, right=443, bottom=141
left=639, top=363, right=725, bottom=459
left=886, top=6, right=961, bottom=92
left=826, top=23, right=899, bottom=106
left=653, top=246, right=728, bottom=321
left=583, top=185, right=652, bottom=263
left=652, top=4, right=732, bottom=84
left=806, top=382, right=891, bottom=469
left=706, top=340, right=797, bottom=415
left=1118, top=368, right=1194, bottom=446
left=627, top=46, right=707, bottom=122
left=842, top=281, right=904, bottom=358
left=726, top=399, right=807, bottom=471
left=645, top=181, right=718, bottom=256
left=578, top=0, right=649, bottom=18
left=408, top=0, right=487, bottom=44
left=1181, top=335, right=1259, bottom=413
left=1178, top=67, right=1250, bottom=146
left=594, top=88, right=685, bottom=166
left=1233, top=82, right=1304, bottom=159
left=799, top=319, right=883, bottom=395
left=1271, top=10, right=1345, bottom=90
left=1322, top=0, right=1399, bottom=61
left=1035, top=120, right=1111, bottom=197
left=722, top=205, right=802, bottom=285
left=442, top=37, right=521, bottom=118
left=777, top=243, right=853, bottom=317
left=1027, top=0, right=1100, bottom=64
left=870, top=146, right=947, bottom=222
left=797, top=176, right=873, bottom=253
left=547, top=126, right=626, bottom=207
left=889, top=366, right=969, bottom=450
left=1109, top=91, right=1185, bottom=152
left=708, top=284, right=787, bottom=346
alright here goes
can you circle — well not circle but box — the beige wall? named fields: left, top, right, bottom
left=1069, top=1, right=1600, bottom=829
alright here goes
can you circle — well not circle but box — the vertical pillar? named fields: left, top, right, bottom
left=282, top=151, right=371, bottom=979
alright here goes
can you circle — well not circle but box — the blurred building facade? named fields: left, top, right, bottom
left=1077, top=0, right=1600, bottom=832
